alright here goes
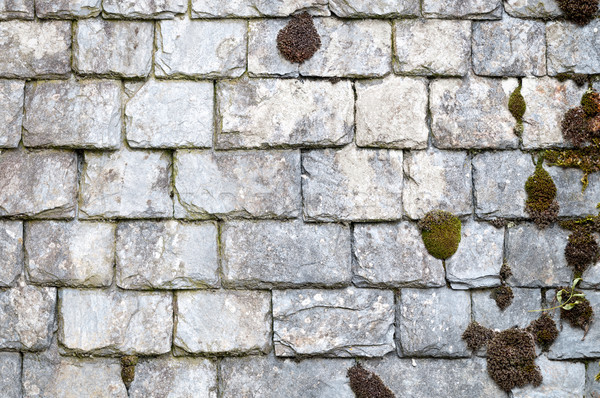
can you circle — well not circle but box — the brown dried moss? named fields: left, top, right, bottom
left=277, top=12, right=321, bottom=64
left=565, top=228, right=599, bottom=275
left=347, top=363, right=395, bottom=398
left=462, top=322, right=496, bottom=351
left=562, top=107, right=592, bottom=146
left=418, top=210, right=462, bottom=260
left=559, top=288, right=594, bottom=331
left=556, top=0, right=599, bottom=25
left=500, top=261, right=513, bottom=282
left=525, top=160, right=559, bottom=229
left=526, top=314, right=559, bottom=351
left=556, top=73, right=589, bottom=86
left=493, top=286, right=514, bottom=311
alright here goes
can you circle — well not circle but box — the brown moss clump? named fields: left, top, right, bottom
left=559, top=288, right=595, bottom=331
left=545, top=145, right=600, bottom=191
left=589, top=115, right=600, bottom=137
left=347, top=363, right=395, bottom=398
left=565, top=228, right=599, bottom=274
left=489, top=218, right=507, bottom=229
left=556, top=73, right=589, bottom=86
left=418, top=210, right=461, bottom=260
left=556, top=0, right=599, bottom=25
left=509, top=85, right=526, bottom=121
left=500, top=261, right=513, bottom=282
left=525, top=160, right=559, bottom=229
left=582, top=90, right=600, bottom=117
left=121, top=355, right=139, bottom=389
left=493, top=286, right=514, bottom=311
left=526, top=314, right=559, bottom=351
left=562, top=107, right=592, bottom=146
left=277, top=12, right=321, bottom=64
left=462, top=322, right=496, bottom=351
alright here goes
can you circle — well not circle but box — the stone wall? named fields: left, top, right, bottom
left=0, top=0, right=599, bottom=397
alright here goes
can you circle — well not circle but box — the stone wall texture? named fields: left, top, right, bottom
left=0, top=1, right=599, bottom=397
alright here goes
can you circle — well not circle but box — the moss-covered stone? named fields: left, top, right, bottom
left=493, top=286, right=514, bottom=311
left=500, top=261, right=513, bottom=282
left=509, top=85, right=526, bottom=123
left=121, top=355, right=138, bottom=389
left=556, top=0, right=599, bottom=25
left=462, top=322, right=496, bottom=352
left=562, top=107, right=591, bottom=147
left=545, top=145, right=600, bottom=191
left=559, top=288, right=595, bottom=331
left=524, top=160, right=559, bottom=229
left=347, top=363, right=395, bottom=398
left=556, top=73, right=589, bottom=87
left=565, top=228, right=599, bottom=275
left=418, top=210, right=461, bottom=260
left=526, top=314, right=559, bottom=352
left=276, top=12, right=321, bottom=64
left=581, top=89, right=600, bottom=117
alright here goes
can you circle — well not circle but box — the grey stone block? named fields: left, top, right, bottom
left=422, top=0, right=502, bottom=19
left=35, top=0, right=101, bottom=18
left=0, top=0, right=33, bottom=19
left=547, top=20, right=600, bottom=75
left=0, top=80, right=24, bottom=149
left=192, top=0, right=330, bottom=17
left=0, top=221, right=22, bottom=288
left=248, top=19, right=299, bottom=77
left=512, top=355, right=585, bottom=397
left=330, top=0, right=419, bottom=17
left=547, top=166, right=600, bottom=217
left=504, top=0, right=561, bottom=18
left=103, top=0, right=186, bottom=18
left=472, top=288, right=541, bottom=330
left=0, top=352, right=21, bottom=398
left=580, top=259, right=600, bottom=289
left=586, top=360, right=600, bottom=398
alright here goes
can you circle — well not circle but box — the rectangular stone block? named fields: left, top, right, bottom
left=0, top=21, right=71, bottom=78
left=504, top=0, right=561, bottom=18
left=547, top=20, right=600, bottom=75
left=586, top=361, right=600, bottom=398
left=155, top=18, right=247, bottom=78
left=192, top=0, right=330, bottom=17
left=0, top=353, right=21, bottom=398
left=74, top=19, right=154, bottom=78
left=0, top=149, right=78, bottom=218
left=248, top=19, right=298, bottom=77
left=0, top=0, right=33, bottom=19
left=472, top=288, right=541, bottom=330
left=512, top=355, right=586, bottom=397
left=174, top=150, right=300, bottom=219
left=302, top=146, right=403, bottom=221
left=547, top=166, right=600, bottom=217
left=175, top=290, right=271, bottom=355
left=103, top=0, right=186, bottom=18
left=23, top=79, right=121, bottom=149
left=35, top=0, right=101, bottom=18
left=0, top=221, right=22, bottom=288
left=330, top=0, right=419, bottom=17
left=273, top=287, right=395, bottom=357
left=222, top=220, right=351, bottom=288
left=422, top=0, right=502, bottom=18
left=0, top=80, right=24, bottom=148
left=59, top=289, right=173, bottom=355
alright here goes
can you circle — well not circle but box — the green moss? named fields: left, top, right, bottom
left=121, top=356, right=139, bottom=389
left=545, top=144, right=600, bottom=191
left=556, top=0, right=599, bottom=25
left=556, top=73, right=589, bottom=86
left=581, top=89, right=600, bottom=117
left=509, top=85, right=526, bottom=136
left=418, top=210, right=462, bottom=260
left=524, top=160, right=559, bottom=228
left=347, top=363, right=395, bottom=398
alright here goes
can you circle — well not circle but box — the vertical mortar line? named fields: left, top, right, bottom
left=151, top=20, right=157, bottom=79
left=172, top=289, right=178, bottom=356
left=112, top=219, right=118, bottom=289
left=425, top=77, right=434, bottom=149
left=351, top=80, right=357, bottom=145
left=299, top=149, right=306, bottom=221
left=75, top=149, right=85, bottom=220
left=394, top=288, right=402, bottom=356
left=216, top=356, right=223, bottom=398
left=170, top=149, right=176, bottom=218
left=349, top=222, right=356, bottom=287
left=468, top=150, right=476, bottom=220
left=216, top=220, right=224, bottom=288
left=212, top=80, right=219, bottom=150
left=19, top=350, right=24, bottom=397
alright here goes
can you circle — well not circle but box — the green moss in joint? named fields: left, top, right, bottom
left=524, top=158, right=559, bottom=228
left=545, top=144, right=600, bottom=192
left=509, top=85, right=526, bottom=136
left=418, top=210, right=461, bottom=260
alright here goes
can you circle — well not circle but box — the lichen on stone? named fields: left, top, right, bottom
left=276, top=12, right=321, bottom=64
left=556, top=0, right=599, bottom=25
left=493, top=286, right=514, bottom=311
left=526, top=314, right=559, bottom=351
left=347, top=363, right=395, bottom=398
left=418, top=210, right=461, bottom=260
left=462, top=321, right=496, bottom=351
left=524, top=159, right=559, bottom=229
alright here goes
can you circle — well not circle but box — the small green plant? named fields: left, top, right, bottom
left=530, top=278, right=586, bottom=312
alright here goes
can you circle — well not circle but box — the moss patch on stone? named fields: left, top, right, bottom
left=277, top=12, right=321, bottom=64
left=347, top=363, right=395, bottom=398
left=509, top=84, right=526, bottom=136
left=418, top=210, right=461, bottom=260
left=525, top=160, right=559, bottom=229
left=565, top=228, right=599, bottom=275
left=545, top=145, right=600, bottom=191
left=556, top=73, right=589, bottom=87
left=556, top=0, right=599, bottom=25
left=526, top=314, right=559, bottom=352
left=562, top=107, right=592, bottom=147
left=500, top=261, right=513, bottom=282
left=121, top=355, right=139, bottom=389
left=582, top=89, right=600, bottom=117
left=559, top=288, right=594, bottom=331
left=462, top=322, right=496, bottom=351
left=493, top=286, right=514, bottom=311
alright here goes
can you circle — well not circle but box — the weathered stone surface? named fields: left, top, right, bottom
left=423, top=0, right=502, bottom=18
left=117, top=221, right=219, bottom=290
left=129, top=357, right=218, bottom=398
left=581, top=260, right=600, bottom=289
left=23, top=79, right=121, bottom=149
left=512, top=355, right=586, bottom=398
left=403, top=149, right=472, bottom=219
left=356, top=76, right=428, bottom=149
left=398, top=288, right=470, bottom=357
left=59, top=289, right=173, bottom=355
left=472, top=288, right=541, bottom=330
left=80, top=149, right=172, bottom=219
left=302, top=146, right=403, bottom=221
left=222, top=220, right=351, bottom=288
left=547, top=20, right=600, bottom=75
left=174, top=150, right=300, bottom=219
left=507, top=224, right=571, bottom=287
left=504, top=0, right=561, bottom=18
left=175, top=290, right=271, bottom=355
left=0, top=149, right=78, bottom=218
left=26, top=221, right=115, bottom=287
left=155, top=18, right=247, bottom=78
left=217, top=78, right=353, bottom=149
left=353, top=222, right=445, bottom=288
left=430, top=76, right=520, bottom=149
left=35, top=0, right=101, bottom=18
left=248, top=19, right=298, bottom=77
left=446, top=220, right=504, bottom=289
left=0, top=352, right=21, bottom=398
left=472, top=17, right=546, bottom=76
left=330, top=0, right=419, bottom=17
left=586, top=360, right=600, bottom=398
left=74, top=19, right=154, bottom=78
left=103, top=0, right=186, bottom=18
left=0, top=21, right=70, bottom=78
left=221, top=355, right=354, bottom=398
left=192, top=0, right=330, bottom=17
left=273, top=287, right=395, bottom=357
left=393, top=19, right=471, bottom=76
left=473, top=151, right=534, bottom=219
left=0, top=0, right=33, bottom=19
left=126, top=80, right=213, bottom=149
left=0, top=80, right=24, bottom=148
left=547, top=166, right=600, bottom=217
left=0, top=221, right=22, bottom=288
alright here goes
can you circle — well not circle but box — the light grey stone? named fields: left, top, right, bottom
left=472, top=288, right=542, bottom=330
left=547, top=166, right=600, bottom=217
left=423, top=0, right=502, bottom=18
left=116, top=221, right=219, bottom=290
left=356, top=76, right=428, bottom=149
left=473, top=151, right=535, bottom=219
left=222, top=220, right=351, bottom=288
left=393, top=19, right=471, bottom=76
left=472, top=17, right=546, bottom=76
left=504, top=0, right=561, bottom=18
left=35, top=0, right=101, bottom=18
left=273, top=287, right=395, bottom=357
left=430, top=76, right=520, bottom=149
left=175, top=290, right=271, bottom=355
left=26, top=221, right=115, bottom=287
left=23, top=79, right=121, bottom=149
left=74, top=19, right=154, bottom=78
left=0, top=221, right=22, bottom=288
left=129, top=357, right=218, bottom=398
left=0, top=80, right=24, bottom=148
left=446, top=220, right=504, bottom=289
left=248, top=19, right=299, bottom=77
left=0, top=0, right=33, bottom=19
left=353, top=222, right=445, bottom=288
left=547, top=20, right=600, bottom=75
left=302, top=146, right=403, bottom=221
left=403, top=149, right=472, bottom=219
left=80, top=149, right=172, bottom=219
left=0, top=352, right=21, bottom=398
left=398, top=287, right=470, bottom=357
left=330, top=0, right=419, bottom=17
left=580, top=259, right=600, bottom=289
left=59, top=288, right=173, bottom=355
left=586, top=360, right=600, bottom=398
left=103, top=0, right=186, bottom=18
left=174, top=150, right=300, bottom=219
left=126, top=79, right=213, bottom=149
left=155, top=18, right=247, bottom=78
left=0, top=21, right=71, bottom=78
left=0, top=149, right=78, bottom=218
left=221, top=355, right=354, bottom=398
left=217, top=78, right=353, bottom=149
left=191, top=0, right=330, bottom=17
left=512, top=355, right=586, bottom=398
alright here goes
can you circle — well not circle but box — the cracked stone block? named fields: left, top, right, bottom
left=330, top=0, right=419, bottom=17
left=473, top=150, right=534, bottom=219
left=155, top=18, right=246, bottom=78
left=0, top=0, right=32, bottom=19
left=586, top=361, right=600, bottom=398
left=35, top=0, right=101, bottom=18
left=393, top=19, right=471, bottom=76
left=174, top=150, right=300, bottom=219
left=430, top=76, right=520, bottom=149
left=472, top=17, right=546, bottom=76
left=74, top=19, right=154, bottom=78
left=221, top=355, right=354, bottom=398
left=353, top=222, right=445, bottom=288
left=403, top=149, right=472, bottom=219
left=446, top=220, right=504, bottom=290
left=191, top=0, right=330, bottom=17
left=356, top=76, right=428, bottom=149
left=0, top=221, right=22, bottom=288
left=0, top=80, right=24, bottom=149
left=303, top=146, right=403, bottom=221
left=126, top=79, right=213, bottom=149
left=26, top=221, right=115, bottom=287
left=23, top=79, right=121, bottom=149
left=547, top=20, right=600, bottom=75
left=547, top=166, right=600, bottom=217
left=116, top=221, right=219, bottom=290
left=0, top=149, right=78, bottom=218
left=0, top=21, right=70, bottom=78
left=222, top=220, right=351, bottom=288
left=175, top=290, right=271, bottom=355
left=512, top=355, right=585, bottom=398
left=504, top=0, right=561, bottom=17
left=248, top=19, right=299, bottom=77
left=217, top=78, right=353, bottom=149
left=59, top=288, right=173, bottom=355
left=507, top=224, right=571, bottom=288
left=273, top=287, right=395, bottom=357
left=472, top=288, right=541, bottom=330
left=129, top=357, right=218, bottom=398
left=423, top=0, right=502, bottom=18
left=103, top=0, right=186, bottom=18
left=80, top=149, right=172, bottom=219
left=0, top=353, right=21, bottom=398
left=398, top=288, right=470, bottom=357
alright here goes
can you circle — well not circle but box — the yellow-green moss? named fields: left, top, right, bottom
left=545, top=144, right=600, bottom=191
left=418, top=210, right=461, bottom=260
left=509, top=85, right=526, bottom=136
left=581, top=89, right=600, bottom=117
left=121, top=356, right=138, bottom=389
left=524, top=159, right=559, bottom=228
